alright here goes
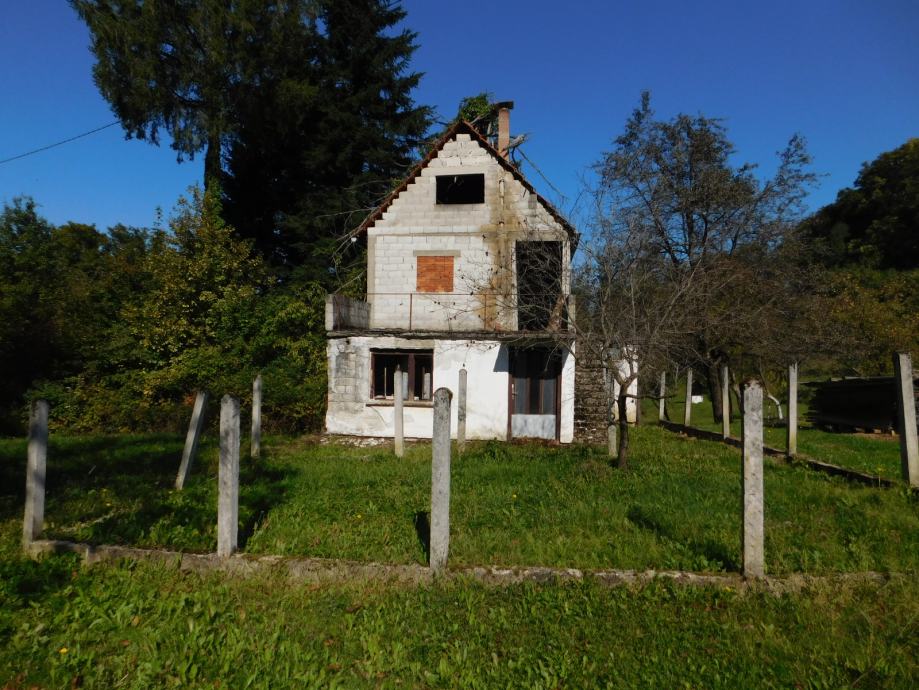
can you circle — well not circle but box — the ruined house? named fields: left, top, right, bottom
left=324, top=104, right=582, bottom=442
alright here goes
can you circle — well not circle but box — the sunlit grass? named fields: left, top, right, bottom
left=654, top=391, right=904, bottom=480
left=3, top=428, right=917, bottom=575
left=3, top=430, right=919, bottom=687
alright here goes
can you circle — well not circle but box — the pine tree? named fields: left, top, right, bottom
left=223, top=0, right=432, bottom=282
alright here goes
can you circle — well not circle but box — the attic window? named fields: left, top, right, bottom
left=436, top=174, right=484, bottom=204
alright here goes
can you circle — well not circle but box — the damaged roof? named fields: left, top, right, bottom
left=350, top=119, right=578, bottom=246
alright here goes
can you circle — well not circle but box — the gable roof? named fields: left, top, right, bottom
left=351, top=120, right=578, bottom=246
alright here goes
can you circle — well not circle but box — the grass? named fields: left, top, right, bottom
left=2, top=428, right=918, bottom=575
left=654, top=391, right=905, bottom=480
left=2, top=554, right=919, bottom=688
left=3, top=430, right=919, bottom=686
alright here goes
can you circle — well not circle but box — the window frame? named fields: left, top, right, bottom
left=369, top=348, right=434, bottom=401
left=435, top=173, right=485, bottom=204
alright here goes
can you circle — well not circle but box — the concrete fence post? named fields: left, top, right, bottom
left=607, top=422, right=617, bottom=460
left=23, top=400, right=49, bottom=548
left=658, top=371, right=667, bottom=422
left=251, top=374, right=262, bottom=459
left=457, top=368, right=467, bottom=453
left=684, top=369, right=693, bottom=427
left=787, top=363, right=798, bottom=459
left=394, top=368, right=404, bottom=458
left=176, top=391, right=208, bottom=490
left=893, top=352, right=919, bottom=487
left=430, top=387, right=453, bottom=574
left=721, top=365, right=730, bottom=439
left=422, top=372, right=432, bottom=402
left=742, top=380, right=765, bottom=578
left=217, top=395, right=240, bottom=558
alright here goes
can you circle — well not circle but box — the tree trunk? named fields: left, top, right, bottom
left=707, top=359, right=724, bottom=424
left=617, top=391, right=630, bottom=469
left=204, top=132, right=222, bottom=192
left=729, top=369, right=744, bottom=417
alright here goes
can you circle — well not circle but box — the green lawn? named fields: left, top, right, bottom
left=2, top=428, right=918, bottom=575
left=3, top=430, right=919, bottom=687
left=2, top=553, right=918, bottom=688
left=655, top=390, right=905, bottom=480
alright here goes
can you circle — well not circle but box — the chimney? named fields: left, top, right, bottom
left=495, top=101, right=514, bottom=158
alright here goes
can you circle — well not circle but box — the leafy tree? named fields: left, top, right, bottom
left=128, top=185, right=266, bottom=392
left=585, top=92, right=817, bottom=444
left=0, top=199, right=152, bottom=432
left=802, top=139, right=919, bottom=270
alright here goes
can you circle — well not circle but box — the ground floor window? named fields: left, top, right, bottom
left=371, top=349, right=434, bottom=401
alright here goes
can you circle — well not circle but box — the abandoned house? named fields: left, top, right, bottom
left=324, top=103, right=582, bottom=442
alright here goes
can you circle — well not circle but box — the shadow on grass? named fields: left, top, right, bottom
left=0, top=434, right=181, bottom=518
left=0, top=434, right=296, bottom=553
left=627, top=505, right=738, bottom=572
left=413, top=510, right=430, bottom=564
left=238, top=465, right=289, bottom=550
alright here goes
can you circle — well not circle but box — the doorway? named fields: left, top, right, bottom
left=509, top=347, right=562, bottom=440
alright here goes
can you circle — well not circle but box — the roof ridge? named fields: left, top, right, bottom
left=351, top=119, right=577, bottom=244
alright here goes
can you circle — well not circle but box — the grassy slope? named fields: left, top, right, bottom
left=2, top=432, right=919, bottom=687
left=654, top=391, right=904, bottom=480
left=2, top=429, right=918, bottom=574
left=2, top=554, right=918, bottom=688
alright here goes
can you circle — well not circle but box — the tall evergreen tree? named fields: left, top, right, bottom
left=71, top=0, right=321, bottom=187
left=223, top=0, right=432, bottom=282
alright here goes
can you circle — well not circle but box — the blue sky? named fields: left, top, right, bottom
left=1, top=0, right=917, bottom=231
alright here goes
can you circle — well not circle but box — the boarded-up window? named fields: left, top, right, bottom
left=416, top=255, right=454, bottom=293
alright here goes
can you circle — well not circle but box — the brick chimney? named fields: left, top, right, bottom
left=495, top=101, right=514, bottom=158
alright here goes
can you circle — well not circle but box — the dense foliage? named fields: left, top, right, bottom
left=0, top=190, right=326, bottom=434
left=803, top=138, right=919, bottom=270
left=22, top=0, right=435, bottom=435
left=73, top=0, right=432, bottom=282
left=798, top=139, right=919, bottom=375
left=224, top=0, right=432, bottom=280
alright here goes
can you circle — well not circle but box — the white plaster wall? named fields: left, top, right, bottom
left=433, top=340, right=509, bottom=440
left=326, top=337, right=510, bottom=440
left=560, top=344, right=575, bottom=443
left=326, top=336, right=576, bottom=442
left=367, top=131, right=569, bottom=331
left=611, top=355, right=639, bottom=424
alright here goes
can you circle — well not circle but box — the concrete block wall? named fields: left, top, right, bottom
left=326, top=336, right=575, bottom=443
left=325, top=295, right=370, bottom=330
left=366, top=132, right=571, bottom=332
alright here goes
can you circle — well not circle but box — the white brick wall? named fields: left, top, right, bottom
left=367, top=132, right=570, bottom=331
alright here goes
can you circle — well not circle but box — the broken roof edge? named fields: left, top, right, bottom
left=349, top=119, right=579, bottom=249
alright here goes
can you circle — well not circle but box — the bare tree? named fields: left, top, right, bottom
left=585, top=92, right=818, bottom=432
left=567, top=93, right=820, bottom=466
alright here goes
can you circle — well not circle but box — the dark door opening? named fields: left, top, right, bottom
left=509, top=347, right=562, bottom=440
left=516, top=241, right=563, bottom=331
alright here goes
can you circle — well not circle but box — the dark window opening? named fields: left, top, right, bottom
left=511, top=348, right=562, bottom=415
left=516, top=241, right=563, bottom=330
left=436, top=174, right=485, bottom=204
left=371, top=349, right=434, bottom=401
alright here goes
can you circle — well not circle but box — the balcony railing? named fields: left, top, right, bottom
left=327, top=292, right=575, bottom=333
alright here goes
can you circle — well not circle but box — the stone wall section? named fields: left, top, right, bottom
left=574, top=348, right=608, bottom=444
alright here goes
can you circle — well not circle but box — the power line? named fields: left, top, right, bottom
left=0, top=121, right=121, bottom=166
